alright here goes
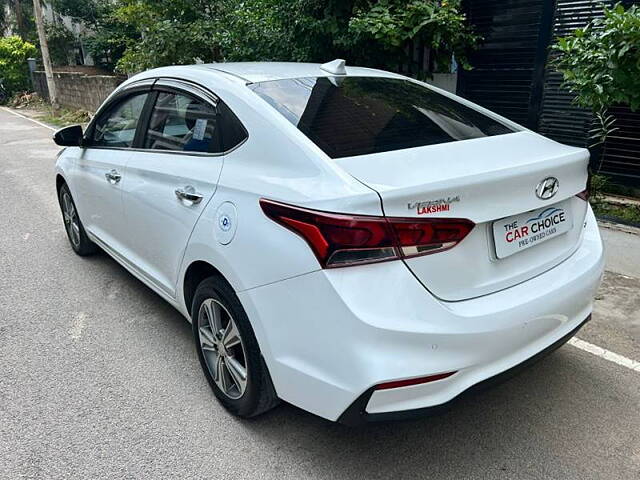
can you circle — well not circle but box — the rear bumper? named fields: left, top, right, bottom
left=338, top=314, right=590, bottom=425
left=239, top=207, right=604, bottom=422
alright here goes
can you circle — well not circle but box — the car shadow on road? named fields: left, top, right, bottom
left=238, top=346, right=630, bottom=478
left=86, top=250, right=633, bottom=479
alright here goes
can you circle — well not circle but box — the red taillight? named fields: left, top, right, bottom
left=389, top=217, right=476, bottom=258
left=260, top=199, right=474, bottom=268
left=576, top=189, right=590, bottom=201
left=375, top=371, right=457, bottom=390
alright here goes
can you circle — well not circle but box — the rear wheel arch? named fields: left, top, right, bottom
left=182, top=259, right=274, bottom=370
left=183, top=260, right=230, bottom=318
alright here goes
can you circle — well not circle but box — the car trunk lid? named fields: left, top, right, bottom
left=335, top=131, right=590, bottom=301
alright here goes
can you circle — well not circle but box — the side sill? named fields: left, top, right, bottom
left=88, top=231, right=180, bottom=309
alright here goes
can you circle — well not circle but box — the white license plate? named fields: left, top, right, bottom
left=493, top=201, right=573, bottom=259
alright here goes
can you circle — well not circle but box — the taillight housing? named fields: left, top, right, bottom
left=260, top=199, right=475, bottom=268
left=576, top=189, right=590, bottom=201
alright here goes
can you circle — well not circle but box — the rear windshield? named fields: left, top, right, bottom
left=249, top=77, right=514, bottom=159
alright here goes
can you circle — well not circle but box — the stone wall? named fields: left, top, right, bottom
left=32, top=71, right=126, bottom=112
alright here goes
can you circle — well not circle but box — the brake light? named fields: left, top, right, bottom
left=260, top=199, right=474, bottom=268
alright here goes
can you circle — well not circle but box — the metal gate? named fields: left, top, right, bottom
left=460, top=0, right=640, bottom=186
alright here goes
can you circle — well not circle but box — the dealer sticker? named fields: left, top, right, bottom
left=493, top=201, right=573, bottom=259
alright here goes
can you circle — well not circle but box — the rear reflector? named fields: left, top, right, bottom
left=260, top=199, right=474, bottom=268
left=375, top=372, right=457, bottom=390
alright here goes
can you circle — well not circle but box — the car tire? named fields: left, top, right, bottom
left=192, top=276, right=279, bottom=418
left=58, top=183, right=98, bottom=256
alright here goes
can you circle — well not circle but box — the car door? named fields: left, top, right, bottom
left=120, top=80, right=227, bottom=298
left=73, top=88, right=151, bottom=256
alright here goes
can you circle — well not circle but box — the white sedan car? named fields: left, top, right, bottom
left=53, top=60, right=604, bottom=425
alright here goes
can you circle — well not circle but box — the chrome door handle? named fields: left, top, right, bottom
left=105, top=169, right=121, bottom=184
left=175, top=186, right=203, bottom=205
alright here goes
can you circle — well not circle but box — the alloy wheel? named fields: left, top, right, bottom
left=198, top=298, right=248, bottom=399
left=62, top=192, right=81, bottom=248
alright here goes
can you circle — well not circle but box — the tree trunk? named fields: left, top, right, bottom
left=32, top=0, right=58, bottom=111
left=13, top=0, right=25, bottom=40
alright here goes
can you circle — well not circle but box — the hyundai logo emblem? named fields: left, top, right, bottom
left=536, top=177, right=559, bottom=200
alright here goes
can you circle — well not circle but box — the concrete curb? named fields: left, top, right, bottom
left=598, top=219, right=640, bottom=236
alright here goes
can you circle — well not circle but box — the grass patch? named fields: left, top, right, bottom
left=599, top=181, right=640, bottom=199
left=592, top=202, right=640, bottom=227
left=7, top=91, right=92, bottom=127
left=39, top=108, right=91, bottom=127
left=591, top=173, right=640, bottom=200
left=590, top=174, right=640, bottom=226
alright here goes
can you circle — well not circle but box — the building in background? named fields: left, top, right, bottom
left=2, top=1, right=94, bottom=65
left=41, top=2, right=94, bottom=66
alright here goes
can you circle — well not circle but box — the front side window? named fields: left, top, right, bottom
left=249, top=77, right=515, bottom=159
left=92, top=92, right=148, bottom=148
left=144, top=92, right=219, bottom=153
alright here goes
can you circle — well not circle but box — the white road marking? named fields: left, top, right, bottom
left=1, top=106, right=57, bottom=131
left=569, top=337, right=640, bottom=372
left=23, top=233, right=30, bottom=240
left=69, top=312, right=87, bottom=340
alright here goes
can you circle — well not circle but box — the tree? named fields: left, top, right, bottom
left=33, top=0, right=478, bottom=76
left=348, top=0, right=478, bottom=73
left=0, top=0, right=36, bottom=42
left=553, top=2, right=640, bottom=144
left=113, top=0, right=225, bottom=73
left=49, top=0, right=102, bottom=24
left=104, top=0, right=477, bottom=75
left=44, top=0, right=129, bottom=71
left=13, top=0, right=26, bottom=40
left=46, top=21, right=76, bottom=66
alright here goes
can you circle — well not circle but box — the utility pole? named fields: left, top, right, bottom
left=32, top=0, right=58, bottom=111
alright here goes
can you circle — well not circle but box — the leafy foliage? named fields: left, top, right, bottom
left=553, top=3, right=640, bottom=112
left=0, top=35, right=37, bottom=95
left=588, top=110, right=618, bottom=147
left=348, top=0, right=478, bottom=71
left=217, top=0, right=307, bottom=62
left=0, top=1, right=7, bottom=33
left=3, top=0, right=478, bottom=76
left=46, top=22, right=76, bottom=66
left=113, top=0, right=225, bottom=73
left=0, top=0, right=37, bottom=44
left=78, top=0, right=477, bottom=75
left=49, top=0, right=103, bottom=25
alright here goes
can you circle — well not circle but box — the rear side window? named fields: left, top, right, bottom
left=219, top=102, right=248, bottom=151
left=249, top=77, right=514, bottom=159
left=145, top=92, right=219, bottom=153
left=92, top=92, right=148, bottom=148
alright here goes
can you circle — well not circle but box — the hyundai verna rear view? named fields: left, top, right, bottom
left=53, top=60, right=604, bottom=424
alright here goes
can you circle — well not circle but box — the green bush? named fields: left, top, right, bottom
left=348, top=0, right=478, bottom=72
left=553, top=3, right=640, bottom=112
left=0, top=35, right=37, bottom=96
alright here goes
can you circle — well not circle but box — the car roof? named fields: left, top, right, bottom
left=200, top=61, right=404, bottom=83
left=120, top=62, right=407, bottom=96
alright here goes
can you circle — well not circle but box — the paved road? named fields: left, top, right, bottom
left=1, top=107, right=639, bottom=479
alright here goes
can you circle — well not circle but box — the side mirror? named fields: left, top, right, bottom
left=53, top=125, right=84, bottom=147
